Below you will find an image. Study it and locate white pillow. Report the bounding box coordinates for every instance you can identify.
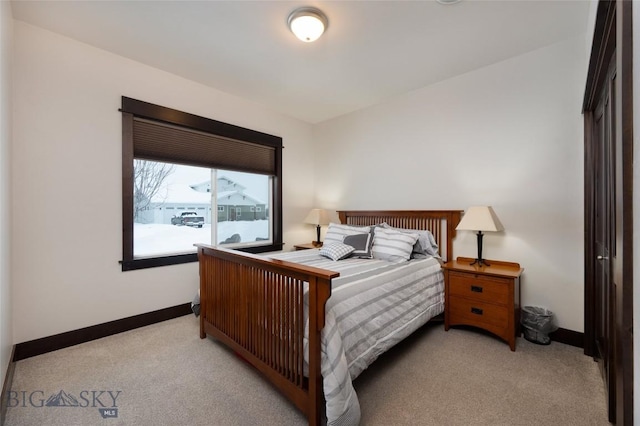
[324,223,371,245]
[372,227,420,263]
[319,242,355,261]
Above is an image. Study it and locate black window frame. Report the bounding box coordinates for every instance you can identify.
[120,97,283,271]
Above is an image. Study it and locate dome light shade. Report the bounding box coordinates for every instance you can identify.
[287,7,328,42]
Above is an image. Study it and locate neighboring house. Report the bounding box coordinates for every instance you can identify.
[191,177,267,222]
[137,176,266,224]
[138,183,211,225]
[214,190,267,222]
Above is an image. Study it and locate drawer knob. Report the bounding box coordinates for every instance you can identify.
[471,285,483,293]
[471,307,483,315]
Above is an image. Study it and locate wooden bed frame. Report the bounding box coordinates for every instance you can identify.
[196,210,462,425]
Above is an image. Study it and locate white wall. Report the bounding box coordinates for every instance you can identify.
[314,35,587,332]
[1,0,14,386]
[11,21,316,343]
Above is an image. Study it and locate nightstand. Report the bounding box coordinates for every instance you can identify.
[443,257,523,351]
[293,243,322,251]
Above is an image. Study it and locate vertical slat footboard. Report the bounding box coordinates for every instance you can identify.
[196,245,338,425]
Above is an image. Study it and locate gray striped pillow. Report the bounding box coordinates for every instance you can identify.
[372,227,420,263]
[381,223,440,259]
[324,223,371,245]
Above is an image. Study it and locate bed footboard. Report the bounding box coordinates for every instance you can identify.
[197,210,462,424]
[196,244,339,426]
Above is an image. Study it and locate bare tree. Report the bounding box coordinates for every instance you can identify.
[133,160,175,221]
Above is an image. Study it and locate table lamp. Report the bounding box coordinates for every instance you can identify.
[304,208,330,247]
[455,206,504,266]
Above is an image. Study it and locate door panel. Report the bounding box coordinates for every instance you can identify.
[614,2,634,422]
[593,67,616,422]
[583,2,633,424]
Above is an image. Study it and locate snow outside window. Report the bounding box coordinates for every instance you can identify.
[133,161,272,258]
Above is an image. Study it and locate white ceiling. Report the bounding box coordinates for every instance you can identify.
[10,0,591,124]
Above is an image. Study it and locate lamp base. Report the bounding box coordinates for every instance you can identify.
[313,225,322,248]
[469,258,491,267]
[470,231,490,267]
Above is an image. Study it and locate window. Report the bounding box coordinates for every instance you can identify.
[120,97,283,271]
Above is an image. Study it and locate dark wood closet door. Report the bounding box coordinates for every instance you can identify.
[613,2,633,422]
[583,0,637,425]
[583,1,633,425]
[593,61,616,422]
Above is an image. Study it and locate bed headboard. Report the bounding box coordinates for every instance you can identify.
[337,210,462,262]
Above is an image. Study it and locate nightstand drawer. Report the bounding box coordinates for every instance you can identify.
[448,272,509,306]
[448,296,509,330]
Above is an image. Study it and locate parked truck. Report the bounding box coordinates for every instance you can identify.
[171,211,205,228]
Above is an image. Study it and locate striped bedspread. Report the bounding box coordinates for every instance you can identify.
[269,249,445,426]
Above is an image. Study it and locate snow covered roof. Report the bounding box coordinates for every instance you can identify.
[151,184,264,205]
[190,176,246,191]
[240,191,264,205]
[217,191,264,206]
[151,184,211,204]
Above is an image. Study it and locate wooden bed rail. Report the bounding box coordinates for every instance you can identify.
[196,244,339,425]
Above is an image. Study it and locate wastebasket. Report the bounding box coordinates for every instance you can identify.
[521,306,557,345]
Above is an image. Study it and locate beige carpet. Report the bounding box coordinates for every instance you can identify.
[5,315,608,426]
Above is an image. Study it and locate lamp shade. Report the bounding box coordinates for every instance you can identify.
[304,208,330,226]
[456,206,504,232]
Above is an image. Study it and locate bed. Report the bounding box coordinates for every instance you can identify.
[196,210,462,425]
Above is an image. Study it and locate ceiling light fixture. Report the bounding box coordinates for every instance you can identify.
[287,7,328,42]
